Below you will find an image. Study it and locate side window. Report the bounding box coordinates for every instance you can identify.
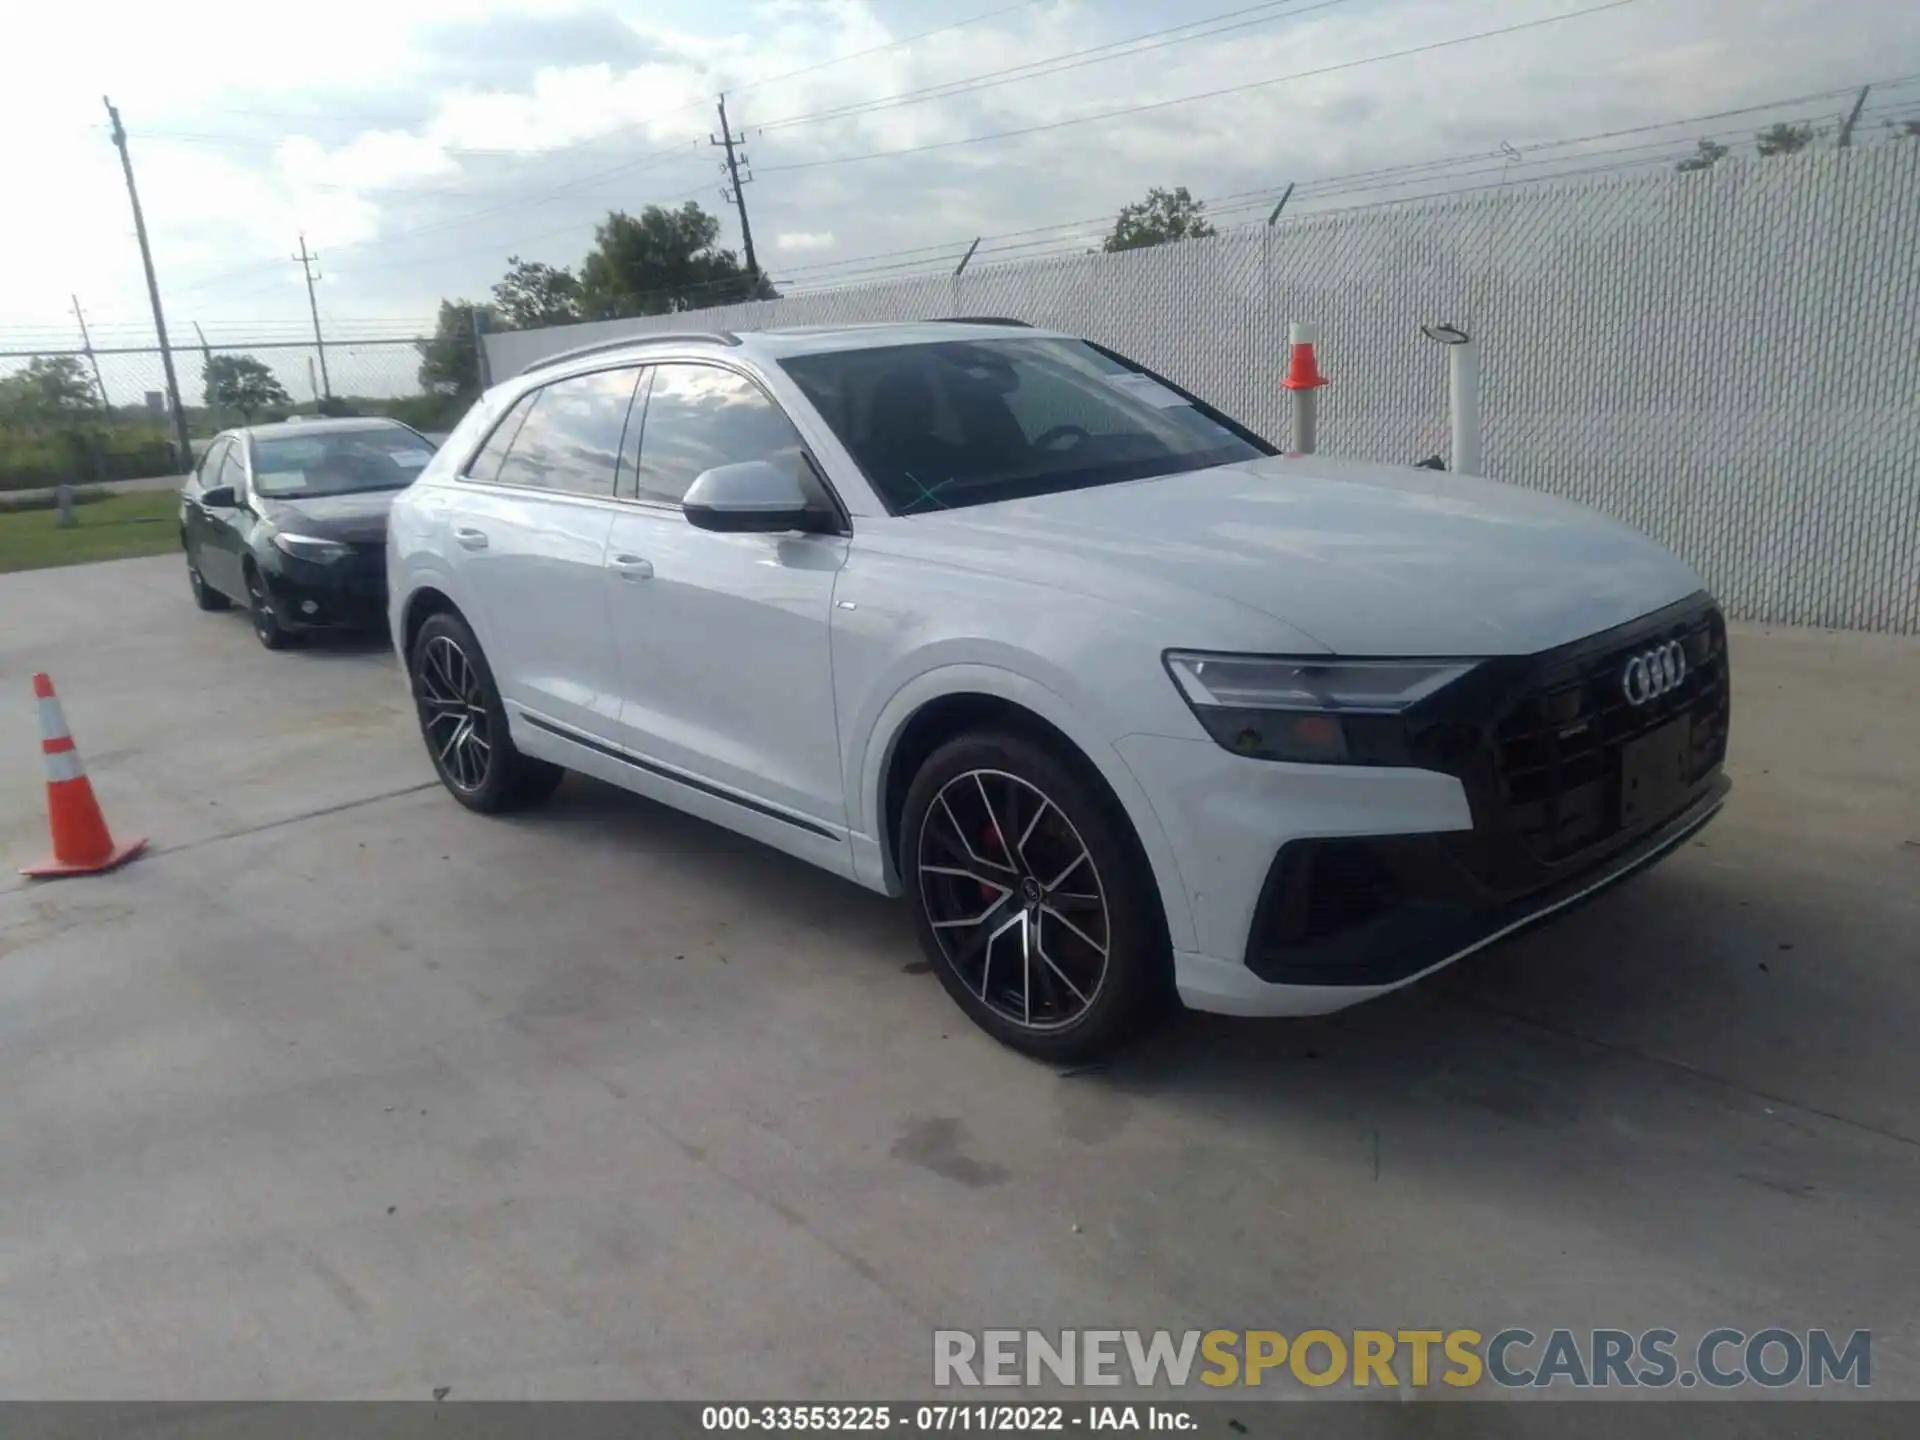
[493,368,641,497]
[631,363,805,508]
[215,442,248,497]
[196,438,229,485]
[464,391,537,483]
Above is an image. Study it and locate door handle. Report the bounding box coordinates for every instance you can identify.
[453,527,489,551]
[609,554,654,580]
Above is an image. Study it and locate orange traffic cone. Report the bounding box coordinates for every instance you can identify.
[1280,324,1329,391]
[22,673,146,879]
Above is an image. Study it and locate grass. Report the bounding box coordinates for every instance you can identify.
[0,489,181,574]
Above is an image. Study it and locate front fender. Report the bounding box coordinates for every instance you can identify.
[851,661,1197,954]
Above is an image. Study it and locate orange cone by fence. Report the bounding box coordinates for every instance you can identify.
[1280,323,1329,391]
[22,673,145,879]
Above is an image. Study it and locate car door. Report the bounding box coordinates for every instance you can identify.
[604,360,850,832]
[199,440,253,599]
[446,366,640,741]
[182,437,231,588]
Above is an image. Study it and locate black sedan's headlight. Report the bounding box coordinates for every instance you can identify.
[271,532,352,563]
[1163,651,1478,764]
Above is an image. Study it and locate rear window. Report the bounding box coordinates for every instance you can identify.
[778,337,1270,514]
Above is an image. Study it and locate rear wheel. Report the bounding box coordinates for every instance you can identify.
[410,610,564,813]
[900,729,1167,1063]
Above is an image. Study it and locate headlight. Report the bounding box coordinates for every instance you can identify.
[272,533,351,563]
[1163,651,1477,764]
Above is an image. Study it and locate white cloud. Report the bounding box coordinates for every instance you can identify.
[0,0,1914,338]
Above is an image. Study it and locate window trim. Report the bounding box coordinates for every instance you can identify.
[621,357,852,535]
[457,361,641,502]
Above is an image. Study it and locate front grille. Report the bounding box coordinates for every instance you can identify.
[1492,608,1729,862]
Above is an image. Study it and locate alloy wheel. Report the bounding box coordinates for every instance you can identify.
[915,768,1110,1032]
[246,569,275,640]
[416,634,493,792]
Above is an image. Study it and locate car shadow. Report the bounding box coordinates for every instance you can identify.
[503,772,1918,1150]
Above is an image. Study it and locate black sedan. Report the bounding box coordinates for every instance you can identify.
[180,418,436,649]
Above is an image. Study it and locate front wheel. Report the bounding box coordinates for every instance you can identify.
[187,548,230,611]
[900,729,1169,1063]
[244,561,298,650]
[410,610,564,813]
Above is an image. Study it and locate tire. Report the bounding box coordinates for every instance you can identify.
[187,549,230,611]
[899,729,1168,1063]
[243,561,299,650]
[409,609,564,814]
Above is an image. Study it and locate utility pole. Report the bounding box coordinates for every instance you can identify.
[711,94,760,281]
[194,322,217,421]
[103,96,193,472]
[292,234,332,401]
[71,295,109,409]
[1837,85,1871,148]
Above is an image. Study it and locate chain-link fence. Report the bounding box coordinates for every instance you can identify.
[489,144,1920,635]
[0,337,455,491]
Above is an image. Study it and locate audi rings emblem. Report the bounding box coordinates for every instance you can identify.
[1621,641,1688,706]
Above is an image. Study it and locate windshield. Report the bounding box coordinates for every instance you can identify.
[250,428,435,498]
[778,337,1272,515]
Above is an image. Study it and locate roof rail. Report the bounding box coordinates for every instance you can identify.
[930,316,1033,328]
[517,329,742,377]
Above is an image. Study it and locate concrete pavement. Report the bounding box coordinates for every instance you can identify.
[0,554,1915,1403]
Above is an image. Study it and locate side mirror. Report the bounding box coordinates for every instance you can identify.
[683,460,828,534]
[199,484,237,508]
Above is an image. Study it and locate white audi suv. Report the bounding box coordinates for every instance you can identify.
[388,319,1731,1061]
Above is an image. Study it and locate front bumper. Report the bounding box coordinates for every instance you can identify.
[1117,595,1732,1017]
[258,547,388,631]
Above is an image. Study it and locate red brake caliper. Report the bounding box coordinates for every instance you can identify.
[981,826,1004,901]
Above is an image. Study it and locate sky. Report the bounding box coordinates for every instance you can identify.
[3,0,1917,366]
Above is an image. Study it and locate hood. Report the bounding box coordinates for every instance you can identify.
[261,488,401,545]
[902,455,1706,656]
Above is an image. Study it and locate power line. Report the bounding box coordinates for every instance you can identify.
[753,0,1356,135]
[761,0,1644,175]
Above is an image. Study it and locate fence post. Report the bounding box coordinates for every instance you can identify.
[1280,322,1329,454]
[1421,323,1482,474]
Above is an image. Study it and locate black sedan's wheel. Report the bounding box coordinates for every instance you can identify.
[410,610,563,814]
[244,562,298,650]
[187,550,230,611]
[900,729,1168,1062]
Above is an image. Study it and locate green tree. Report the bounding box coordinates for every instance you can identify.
[1101,185,1218,253]
[492,255,583,330]
[576,203,767,319]
[0,356,97,423]
[1675,138,1730,173]
[418,299,494,396]
[202,354,292,423]
[1756,122,1816,157]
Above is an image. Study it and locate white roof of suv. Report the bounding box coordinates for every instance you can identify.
[518,318,1066,379]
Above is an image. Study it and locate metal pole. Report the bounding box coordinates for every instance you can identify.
[293,235,331,400]
[953,237,982,277]
[471,307,493,391]
[1287,322,1318,455]
[1266,182,1296,226]
[71,295,109,409]
[1448,338,1483,475]
[103,97,193,473]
